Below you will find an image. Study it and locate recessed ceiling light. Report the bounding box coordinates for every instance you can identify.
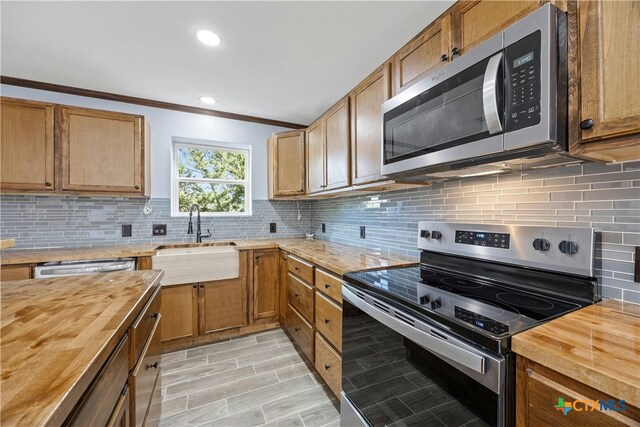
[199,96,217,105]
[196,30,221,46]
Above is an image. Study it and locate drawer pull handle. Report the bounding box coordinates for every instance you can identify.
[193,284,197,288]
[324,319,330,324]
[294,327,300,332]
[45,181,52,187]
[151,312,159,319]
[324,284,330,289]
[147,362,159,370]
[135,185,140,190]
[324,364,330,370]
[294,293,299,298]
[294,267,299,271]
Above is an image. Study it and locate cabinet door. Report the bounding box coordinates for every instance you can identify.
[270,130,305,197]
[517,356,640,426]
[578,1,640,145]
[160,284,198,342]
[393,14,452,94]
[60,106,144,193]
[350,64,391,185]
[306,119,325,194]
[252,250,280,320]
[200,278,245,334]
[0,98,55,191]
[325,98,350,191]
[451,1,543,56]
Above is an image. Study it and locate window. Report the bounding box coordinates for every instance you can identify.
[172,141,251,216]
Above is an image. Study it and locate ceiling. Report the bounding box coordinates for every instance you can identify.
[1,1,454,126]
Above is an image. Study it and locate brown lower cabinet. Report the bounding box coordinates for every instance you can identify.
[516,356,640,425]
[160,278,246,347]
[315,333,342,398]
[160,250,282,351]
[67,286,161,427]
[285,303,315,362]
[281,252,345,399]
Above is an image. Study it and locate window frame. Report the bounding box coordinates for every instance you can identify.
[171,140,252,217]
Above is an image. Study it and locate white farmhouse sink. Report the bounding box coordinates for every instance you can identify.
[152,245,240,285]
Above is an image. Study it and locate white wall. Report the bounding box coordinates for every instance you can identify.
[0,84,290,199]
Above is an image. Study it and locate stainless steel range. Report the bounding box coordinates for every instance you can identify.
[340,222,599,426]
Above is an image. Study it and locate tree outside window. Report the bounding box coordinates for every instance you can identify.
[172,142,251,216]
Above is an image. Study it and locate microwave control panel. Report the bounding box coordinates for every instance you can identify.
[505,30,541,132]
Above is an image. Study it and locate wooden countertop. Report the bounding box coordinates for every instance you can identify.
[0,270,163,426]
[512,299,640,408]
[1,239,418,277]
[275,239,417,276]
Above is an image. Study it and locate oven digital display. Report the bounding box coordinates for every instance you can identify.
[513,51,534,68]
[455,306,509,335]
[455,230,510,249]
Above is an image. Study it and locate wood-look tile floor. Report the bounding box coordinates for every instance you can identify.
[151,328,340,427]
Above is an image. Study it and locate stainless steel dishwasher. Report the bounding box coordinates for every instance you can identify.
[34,258,137,278]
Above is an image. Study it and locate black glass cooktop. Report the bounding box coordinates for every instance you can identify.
[345,265,581,340]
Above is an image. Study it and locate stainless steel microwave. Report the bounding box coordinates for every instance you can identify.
[381,4,572,181]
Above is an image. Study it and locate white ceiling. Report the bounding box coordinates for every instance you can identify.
[1,1,454,126]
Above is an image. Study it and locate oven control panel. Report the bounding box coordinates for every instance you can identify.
[454,306,509,335]
[455,230,510,249]
[417,221,596,278]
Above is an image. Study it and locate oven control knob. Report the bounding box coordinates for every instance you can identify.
[431,231,442,240]
[532,238,550,251]
[559,240,579,255]
[420,230,430,238]
[419,295,430,305]
[430,297,442,310]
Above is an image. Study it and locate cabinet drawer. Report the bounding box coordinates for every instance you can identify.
[286,304,314,363]
[288,256,314,283]
[315,269,343,303]
[287,273,315,323]
[68,335,130,427]
[130,309,162,427]
[315,333,341,398]
[315,292,342,352]
[130,287,161,368]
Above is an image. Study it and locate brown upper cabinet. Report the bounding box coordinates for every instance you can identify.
[570,0,640,162]
[1,98,55,192]
[61,106,149,195]
[450,1,544,56]
[393,14,452,94]
[306,97,351,194]
[1,98,150,197]
[268,130,306,198]
[350,64,392,185]
[306,118,325,194]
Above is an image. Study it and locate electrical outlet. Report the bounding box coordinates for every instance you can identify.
[360,226,366,239]
[152,224,167,236]
[270,222,277,233]
[322,223,326,233]
[121,224,132,237]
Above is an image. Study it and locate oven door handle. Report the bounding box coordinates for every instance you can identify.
[343,286,486,374]
[482,52,504,135]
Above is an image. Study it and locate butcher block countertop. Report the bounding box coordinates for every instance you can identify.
[1,238,418,277]
[0,270,163,426]
[512,299,640,408]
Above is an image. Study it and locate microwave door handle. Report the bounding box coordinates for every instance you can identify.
[482,52,504,135]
